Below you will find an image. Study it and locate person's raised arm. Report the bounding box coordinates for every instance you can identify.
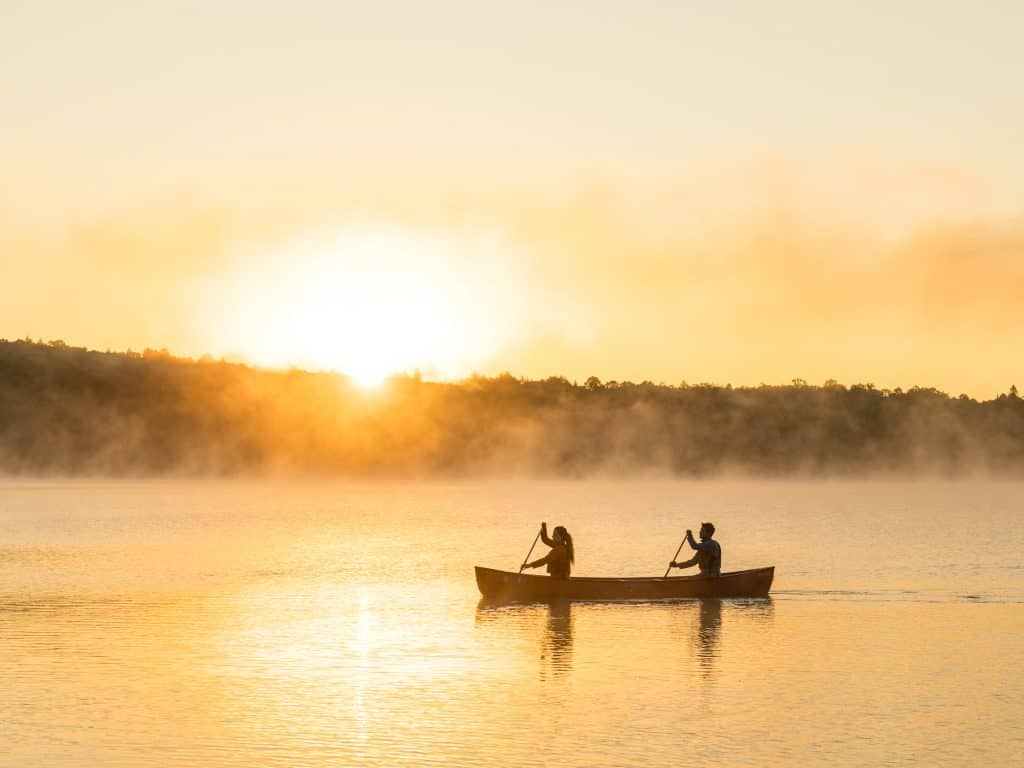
[686,529,714,551]
[539,521,555,547]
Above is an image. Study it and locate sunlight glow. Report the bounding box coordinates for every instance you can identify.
[202,223,526,383]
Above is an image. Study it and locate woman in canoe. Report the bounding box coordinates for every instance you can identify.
[523,522,575,579]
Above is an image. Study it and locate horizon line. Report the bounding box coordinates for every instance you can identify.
[4,336,1018,402]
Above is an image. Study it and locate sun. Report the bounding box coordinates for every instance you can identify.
[289,268,459,388]
[203,223,514,384]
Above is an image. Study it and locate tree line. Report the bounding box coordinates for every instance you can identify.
[1,338,1022,476]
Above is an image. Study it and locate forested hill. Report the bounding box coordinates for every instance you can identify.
[1,339,1023,477]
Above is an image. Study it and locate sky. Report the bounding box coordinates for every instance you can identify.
[2,1,1023,394]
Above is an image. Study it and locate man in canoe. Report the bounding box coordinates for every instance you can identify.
[670,522,722,577]
[523,522,575,579]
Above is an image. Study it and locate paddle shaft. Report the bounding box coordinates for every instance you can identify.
[664,536,688,578]
[519,527,543,573]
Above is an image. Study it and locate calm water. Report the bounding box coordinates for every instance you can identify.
[1,480,1022,767]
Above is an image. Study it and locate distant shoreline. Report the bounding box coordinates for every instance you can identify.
[2,339,1022,478]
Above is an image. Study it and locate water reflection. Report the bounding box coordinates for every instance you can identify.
[475,597,776,682]
[694,598,722,676]
[476,599,575,676]
[687,597,774,680]
[540,600,573,676]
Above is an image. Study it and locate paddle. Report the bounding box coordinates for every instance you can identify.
[664,534,687,578]
[519,525,543,574]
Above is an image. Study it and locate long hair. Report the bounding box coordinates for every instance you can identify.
[553,525,575,564]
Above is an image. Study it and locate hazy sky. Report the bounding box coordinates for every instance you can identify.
[3,2,1023,394]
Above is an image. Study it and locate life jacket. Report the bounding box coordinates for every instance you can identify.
[545,544,572,579]
[697,540,722,576]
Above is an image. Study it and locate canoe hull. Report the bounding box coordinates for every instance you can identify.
[475,565,774,603]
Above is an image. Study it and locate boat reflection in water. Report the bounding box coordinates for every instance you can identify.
[689,597,775,678]
[695,598,722,676]
[476,599,574,677]
[540,600,573,676]
[476,596,774,680]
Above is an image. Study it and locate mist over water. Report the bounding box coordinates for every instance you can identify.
[1,479,1022,767]
[4,340,1024,478]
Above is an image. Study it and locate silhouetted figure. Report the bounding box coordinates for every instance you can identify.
[670,522,722,576]
[523,522,574,579]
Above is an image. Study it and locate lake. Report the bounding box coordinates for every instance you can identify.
[1,480,1022,766]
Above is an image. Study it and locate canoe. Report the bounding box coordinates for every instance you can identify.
[475,565,774,603]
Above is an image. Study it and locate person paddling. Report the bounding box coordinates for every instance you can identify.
[523,522,574,579]
[669,522,721,577]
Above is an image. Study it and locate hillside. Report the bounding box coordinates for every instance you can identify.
[1,339,1022,476]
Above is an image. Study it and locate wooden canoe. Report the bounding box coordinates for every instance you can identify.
[475,565,774,603]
